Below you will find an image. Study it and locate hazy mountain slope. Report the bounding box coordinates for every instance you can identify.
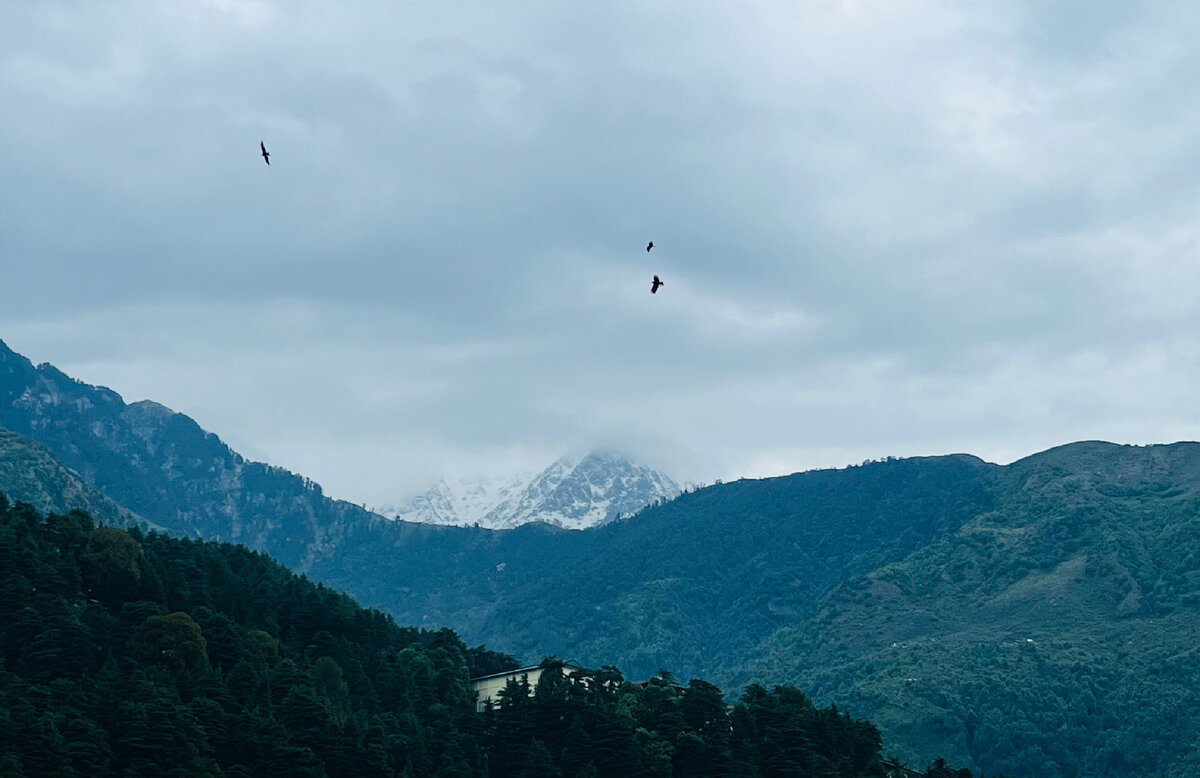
[0,426,151,529]
[0,339,379,570]
[318,442,1200,777]
[315,453,996,687]
[8,339,1200,774]
[748,441,1200,778]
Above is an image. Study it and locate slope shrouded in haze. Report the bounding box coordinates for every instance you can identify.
[0,338,380,571]
[7,340,1200,775]
[386,450,680,530]
[321,453,996,686]
[320,442,1200,778]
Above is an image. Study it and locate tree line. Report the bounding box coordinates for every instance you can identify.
[0,493,988,777]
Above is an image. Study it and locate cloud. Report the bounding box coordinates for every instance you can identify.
[4,1,1200,503]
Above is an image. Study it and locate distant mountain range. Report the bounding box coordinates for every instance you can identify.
[323,441,1200,777]
[384,451,680,530]
[0,338,380,571]
[3,336,1200,776]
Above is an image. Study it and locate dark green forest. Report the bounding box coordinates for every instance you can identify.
[751,442,1200,777]
[0,494,976,777]
[7,264,1200,777]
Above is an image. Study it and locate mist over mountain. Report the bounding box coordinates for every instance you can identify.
[385,451,679,530]
[323,441,1200,777]
[5,338,1200,775]
[0,338,381,570]
[382,470,534,527]
[323,453,997,688]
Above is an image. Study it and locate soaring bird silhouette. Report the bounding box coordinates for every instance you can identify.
[646,241,654,252]
[651,275,664,294]
[260,141,270,165]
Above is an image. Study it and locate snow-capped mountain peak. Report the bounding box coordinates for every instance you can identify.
[381,470,534,527]
[384,450,679,530]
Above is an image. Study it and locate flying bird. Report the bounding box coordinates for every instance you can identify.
[646,241,654,252]
[260,141,270,165]
[651,275,664,294]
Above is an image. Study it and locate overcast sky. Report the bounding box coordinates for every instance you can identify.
[4,0,1200,507]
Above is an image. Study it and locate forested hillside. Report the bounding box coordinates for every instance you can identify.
[750,442,1200,777]
[0,492,493,776]
[317,453,995,688]
[0,340,998,693]
[5,340,1199,775]
[312,443,1200,777]
[0,495,960,777]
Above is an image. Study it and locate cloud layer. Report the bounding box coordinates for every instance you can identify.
[4,1,1200,504]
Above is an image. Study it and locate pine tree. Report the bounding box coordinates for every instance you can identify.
[519,738,562,778]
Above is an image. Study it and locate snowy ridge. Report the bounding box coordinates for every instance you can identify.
[384,450,679,530]
[381,471,534,527]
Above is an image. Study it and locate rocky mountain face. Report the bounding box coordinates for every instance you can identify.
[0,426,150,529]
[0,338,381,570]
[386,451,679,530]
